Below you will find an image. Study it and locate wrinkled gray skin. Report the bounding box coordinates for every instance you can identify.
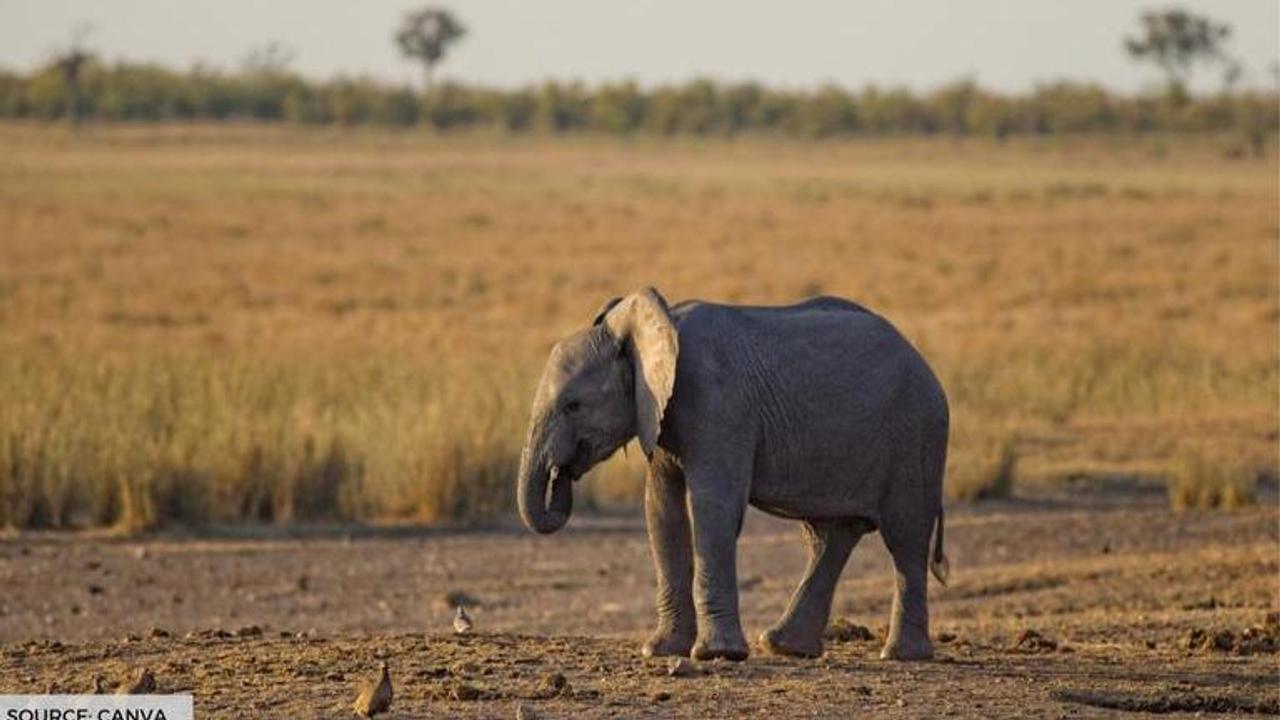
[517,287,949,662]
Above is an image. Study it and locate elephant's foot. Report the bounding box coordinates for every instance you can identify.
[641,624,695,658]
[692,624,749,662]
[759,623,823,658]
[880,628,934,661]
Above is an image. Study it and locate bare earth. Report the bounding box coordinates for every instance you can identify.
[2,484,1278,718]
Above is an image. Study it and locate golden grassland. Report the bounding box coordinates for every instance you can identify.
[0,124,1275,530]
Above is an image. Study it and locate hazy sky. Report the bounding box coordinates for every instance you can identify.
[1,1,1276,93]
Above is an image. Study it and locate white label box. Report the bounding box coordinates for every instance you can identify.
[0,695,194,720]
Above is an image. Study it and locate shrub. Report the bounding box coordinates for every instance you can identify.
[1166,444,1263,511]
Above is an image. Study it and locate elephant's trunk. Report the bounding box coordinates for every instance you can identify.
[516,421,573,534]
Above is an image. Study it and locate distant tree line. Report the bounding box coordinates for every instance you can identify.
[0,62,1275,141]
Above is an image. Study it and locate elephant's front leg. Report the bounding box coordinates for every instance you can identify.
[686,466,750,661]
[642,453,696,658]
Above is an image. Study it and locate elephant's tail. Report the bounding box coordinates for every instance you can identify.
[929,509,950,586]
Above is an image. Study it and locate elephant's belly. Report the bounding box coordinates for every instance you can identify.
[748,438,890,522]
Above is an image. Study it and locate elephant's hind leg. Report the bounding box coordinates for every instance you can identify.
[760,519,864,658]
[642,453,697,658]
[880,514,934,661]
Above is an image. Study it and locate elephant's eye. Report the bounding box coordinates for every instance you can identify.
[563,400,582,414]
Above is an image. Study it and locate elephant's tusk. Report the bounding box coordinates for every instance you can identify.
[546,464,560,509]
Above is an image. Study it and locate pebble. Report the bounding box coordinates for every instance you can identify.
[667,657,697,678]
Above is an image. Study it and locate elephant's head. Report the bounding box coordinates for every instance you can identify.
[517,287,679,534]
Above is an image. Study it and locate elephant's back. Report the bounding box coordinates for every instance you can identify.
[673,296,932,373]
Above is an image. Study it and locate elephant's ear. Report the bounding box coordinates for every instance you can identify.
[592,296,623,326]
[602,287,678,457]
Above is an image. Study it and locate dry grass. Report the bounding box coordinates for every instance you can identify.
[0,124,1275,529]
[1166,442,1271,511]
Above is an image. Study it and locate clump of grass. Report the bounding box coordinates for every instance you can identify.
[1166,444,1261,511]
[947,435,1018,502]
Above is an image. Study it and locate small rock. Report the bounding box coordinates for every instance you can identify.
[515,703,538,720]
[651,691,672,702]
[295,575,310,592]
[535,672,569,698]
[1012,629,1057,653]
[115,668,156,694]
[148,627,170,639]
[235,625,263,638]
[450,682,480,701]
[87,585,105,596]
[132,547,149,561]
[937,632,957,643]
[667,657,697,678]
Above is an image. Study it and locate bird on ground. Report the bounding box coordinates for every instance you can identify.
[352,661,393,718]
[115,668,155,694]
[453,606,473,635]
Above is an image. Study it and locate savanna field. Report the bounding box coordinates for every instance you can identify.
[1,125,1278,718]
[0,124,1274,529]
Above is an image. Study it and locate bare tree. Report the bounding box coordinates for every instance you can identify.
[1125,9,1234,99]
[394,8,466,92]
[53,23,94,127]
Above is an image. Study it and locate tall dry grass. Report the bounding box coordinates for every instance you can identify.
[0,350,532,530]
[1165,441,1272,511]
[0,125,1275,528]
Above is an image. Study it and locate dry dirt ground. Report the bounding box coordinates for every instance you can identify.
[2,485,1278,718]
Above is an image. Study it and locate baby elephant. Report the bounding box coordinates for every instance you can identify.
[516,288,949,661]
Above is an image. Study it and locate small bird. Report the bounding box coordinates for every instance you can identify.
[352,662,393,718]
[115,668,155,694]
[453,606,473,635]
